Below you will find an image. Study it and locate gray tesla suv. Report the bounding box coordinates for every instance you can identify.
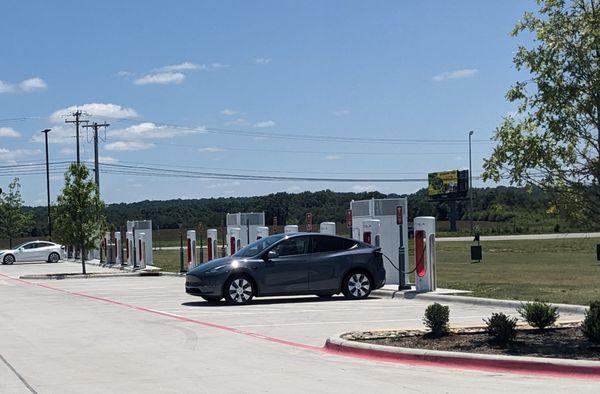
[185,233,386,304]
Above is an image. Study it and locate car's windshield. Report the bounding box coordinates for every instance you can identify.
[234,234,286,257]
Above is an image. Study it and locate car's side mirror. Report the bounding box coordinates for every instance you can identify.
[265,250,278,261]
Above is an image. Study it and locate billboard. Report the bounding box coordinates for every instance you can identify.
[428,170,468,198]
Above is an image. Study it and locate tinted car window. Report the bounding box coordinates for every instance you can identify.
[22,243,38,249]
[342,238,360,250]
[37,242,52,247]
[273,237,309,257]
[311,235,344,253]
[311,236,359,253]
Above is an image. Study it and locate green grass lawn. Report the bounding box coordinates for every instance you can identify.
[435,238,599,306]
[152,238,600,306]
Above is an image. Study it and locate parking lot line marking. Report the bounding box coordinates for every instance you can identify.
[2,272,597,381]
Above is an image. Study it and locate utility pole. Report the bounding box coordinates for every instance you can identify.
[82,122,109,266]
[82,122,109,192]
[65,111,88,164]
[42,128,52,239]
[469,130,474,235]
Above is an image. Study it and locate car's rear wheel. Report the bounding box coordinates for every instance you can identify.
[48,252,60,263]
[3,254,15,265]
[201,295,222,303]
[342,271,372,300]
[224,275,255,305]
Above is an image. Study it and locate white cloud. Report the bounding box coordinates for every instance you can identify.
[333,109,351,117]
[105,141,154,151]
[154,62,200,72]
[117,70,135,77]
[433,68,478,81]
[198,147,226,153]
[0,81,14,93]
[19,77,47,92]
[50,103,139,123]
[207,63,228,69]
[128,62,227,86]
[30,125,74,144]
[254,58,272,65]
[220,109,239,116]
[0,148,41,163]
[110,122,205,140]
[324,154,343,161]
[99,156,119,164]
[0,77,47,93]
[253,120,275,128]
[0,127,21,137]
[352,184,377,192]
[134,72,185,85]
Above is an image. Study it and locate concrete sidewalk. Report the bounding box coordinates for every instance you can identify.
[372,285,588,315]
[437,232,600,242]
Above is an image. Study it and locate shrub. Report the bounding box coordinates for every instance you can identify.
[423,303,450,337]
[517,301,559,330]
[485,312,517,345]
[582,301,600,344]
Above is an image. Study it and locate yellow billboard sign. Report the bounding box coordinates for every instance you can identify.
[428,170,459,197]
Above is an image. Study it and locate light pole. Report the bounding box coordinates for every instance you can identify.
[42,128,52,239]
[469,130,474,235]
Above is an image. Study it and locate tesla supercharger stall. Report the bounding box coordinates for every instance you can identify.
[350,198,409,286]
[187,230,197,270]
[136,232,147,269]
[226,212,266,250]
[114,231,122,265]
[228,227,241,256]
[256,226,269,240]
[103,232,109,264]
[104,232,116,265]
[361,219,381,247]
[319,222,336,235]
[126,231,134,266]
[207,229,218,261]
[414,216,436,292]
[127,220,153,267]
[284,225,298,234]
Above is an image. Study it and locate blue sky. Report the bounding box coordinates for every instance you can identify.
[0,0,531,205]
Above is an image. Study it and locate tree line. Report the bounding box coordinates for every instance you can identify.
[17,185,592,236]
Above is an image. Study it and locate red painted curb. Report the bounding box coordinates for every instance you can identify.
[324,339,600,380]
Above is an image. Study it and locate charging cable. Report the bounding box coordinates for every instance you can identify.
[381,252,416,274]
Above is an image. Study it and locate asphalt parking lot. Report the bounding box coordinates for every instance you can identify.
[0,261,596,393]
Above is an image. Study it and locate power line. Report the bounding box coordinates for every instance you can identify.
[0,111,495,145]
[84,115,494,145]
[99,162,426,183]
[108,159,439,176]
[166,142,482,157]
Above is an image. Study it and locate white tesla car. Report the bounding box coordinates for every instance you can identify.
[0,241,65,264]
